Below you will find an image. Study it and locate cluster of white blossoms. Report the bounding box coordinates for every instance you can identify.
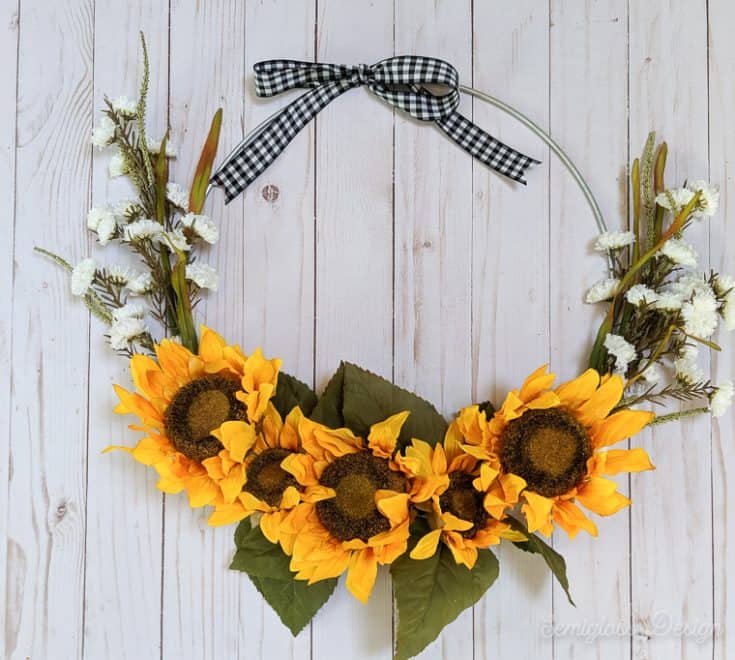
[586,179,734,418]
[654,180,720,219]
[73,104,221,353]
[109,303,148,350]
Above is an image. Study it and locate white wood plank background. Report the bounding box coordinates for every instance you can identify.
[3,1,734,658]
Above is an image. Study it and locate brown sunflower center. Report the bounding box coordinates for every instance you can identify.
[244,448,298,507]
[439,472,488,538]
[164,375,246,461]
[316,452,406,542]
[500,407,591,497]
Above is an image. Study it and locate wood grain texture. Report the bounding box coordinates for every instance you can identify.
[549,4,631,660]
[0,1,19,656]
[8,1,93,657]
[312,2,395,659]
[707,2,735,658]
[471,4,553,659]
[83,4,169,660]
[161,3,251,659]
[2,2,734,659]
[628,2,713,659]
[393,1,473,658]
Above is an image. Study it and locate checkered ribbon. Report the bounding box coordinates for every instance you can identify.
[211,56,540,202]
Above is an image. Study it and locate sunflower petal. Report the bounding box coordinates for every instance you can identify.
[346,549,379,604]
[555,369,601,409]
[576,476,631,516]
[553,500,598,538]
[576,376,625,426]
[410,529,442,560]
[599,448,655,475]
[591,409,655,448]
[368,411,409,458]
[522,491,555,534]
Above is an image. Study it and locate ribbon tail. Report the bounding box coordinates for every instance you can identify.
[211,80,353,203]
[435,112,540,185]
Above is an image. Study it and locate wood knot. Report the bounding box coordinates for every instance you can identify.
[261,184,280,203]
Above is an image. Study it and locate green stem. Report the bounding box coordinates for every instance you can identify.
[648,407,709,426]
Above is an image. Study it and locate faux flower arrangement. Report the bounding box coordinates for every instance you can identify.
[40,37,734,660]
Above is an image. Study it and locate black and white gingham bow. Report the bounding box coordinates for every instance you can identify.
[211,56,540,202]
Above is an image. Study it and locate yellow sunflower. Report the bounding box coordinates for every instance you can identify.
[398,431,522,569]
[279,412,412,604]
[106,326,281,508]
[460,365,655,538]
[205,406,333,554]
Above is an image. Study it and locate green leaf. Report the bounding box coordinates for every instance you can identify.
[231,521,337,635]
[391,543,499,660]
[272,371,318,419]
[312,362,447,448]
[506,516,575,606]
[189,108,223,214]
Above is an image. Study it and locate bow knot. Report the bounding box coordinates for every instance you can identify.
[352,63,373,85]
[212,56,540,203]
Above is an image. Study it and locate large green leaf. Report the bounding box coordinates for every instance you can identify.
[231,521,337,635]
[272,371,318,419]
[311,362,447,448]
[507,516,575,606]
[391,543,500,660]
[310,363,346,428]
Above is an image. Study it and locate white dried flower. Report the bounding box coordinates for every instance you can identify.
[185,263,218,291]
[714,274,735,331]
[111,96,138,118]
[604,333,637,376]
[655,187,695,213]
[106,265,136,285]
[112,303,145,322]
[670,273,712,300]
[658,238,698,268]
[91,115,116,148]
[70,258,96,296]
[654,292,683,312]
[687,180,720,219]
[166,182,189,210]
[625,284,658,307]
[160,228,190,252]
[640,361,665,387]
[147,138,177,157]
[674,345,704,384]
[710,381,734,417]
[109,317,148,350]
[126,271,153,295]
[681,289,719,338]
[593,230,636,252]
[585,277,620,304]
[181,213,219,244]
[123,219,163,242]
[108,151,128,178]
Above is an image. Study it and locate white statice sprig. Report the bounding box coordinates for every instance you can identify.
[180,213,219,245]
[71,258,97,296]
[585,277,620,304]
[604,334,637,377]
[687,180,719,219]
[91,115,116,148]
[108,304,149,351]
[185,263,218,291]
[625,284,658,307]
[166,183,189,210]
[110,96,138,118]
[658,238,698,268]
[710,381,734,417]
[593,230,636,252]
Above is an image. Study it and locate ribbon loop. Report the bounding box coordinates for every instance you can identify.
[212,56,540,202]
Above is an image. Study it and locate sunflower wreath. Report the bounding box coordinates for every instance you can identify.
[40,36,735,660]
